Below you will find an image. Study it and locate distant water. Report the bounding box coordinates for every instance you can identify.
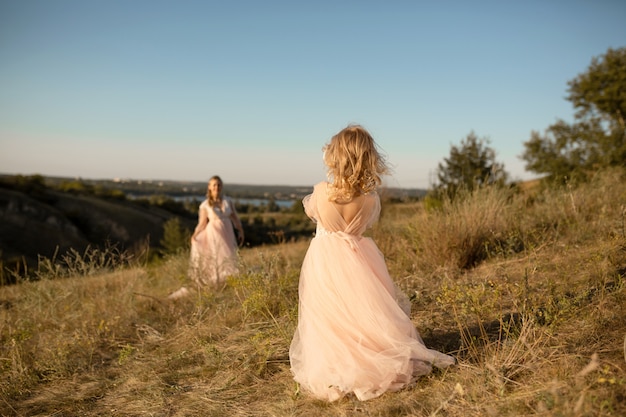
[171,195,295,209]
[234,198,295,209]
[127,193,296,209]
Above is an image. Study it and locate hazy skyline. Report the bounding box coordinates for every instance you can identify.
[1,1,625,189]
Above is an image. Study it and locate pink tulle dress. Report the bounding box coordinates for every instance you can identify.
[189,197,239,287]
[289,182,455,401]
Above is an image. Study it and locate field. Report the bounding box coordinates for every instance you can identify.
[1,169,625,416]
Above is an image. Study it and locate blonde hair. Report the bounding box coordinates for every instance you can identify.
[206,175,223,207]
[323,125,389,202]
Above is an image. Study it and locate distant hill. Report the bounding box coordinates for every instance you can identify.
[0,176,197,278]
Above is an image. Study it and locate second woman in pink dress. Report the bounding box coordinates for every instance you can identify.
[189,175,244,287]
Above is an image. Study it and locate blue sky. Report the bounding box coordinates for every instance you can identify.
[1,1,625,189]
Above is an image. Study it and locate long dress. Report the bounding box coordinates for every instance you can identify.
[289,182,455,402]
[189,197,239,287]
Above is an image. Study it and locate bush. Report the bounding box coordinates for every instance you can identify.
[409,185,517,271]
[159,217,190,255]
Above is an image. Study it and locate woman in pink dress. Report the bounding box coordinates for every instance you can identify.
[289,125,455,401]
[188,175,244,288]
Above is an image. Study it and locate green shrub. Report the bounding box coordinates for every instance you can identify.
[159,217,191,255]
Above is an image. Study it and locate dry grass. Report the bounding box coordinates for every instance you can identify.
[1,168,626,416]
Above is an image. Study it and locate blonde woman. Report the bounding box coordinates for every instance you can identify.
[289,125,455,401]
[188,175,244,287]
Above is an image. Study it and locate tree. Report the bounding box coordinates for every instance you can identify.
[521,47,626,180]
[567,47,626,131]
[434,131,508,196]
[159,217,189,255]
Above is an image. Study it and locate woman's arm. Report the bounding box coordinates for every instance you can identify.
[191,205,209,240]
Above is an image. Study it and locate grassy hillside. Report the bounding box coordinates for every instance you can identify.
[1,169,625,416]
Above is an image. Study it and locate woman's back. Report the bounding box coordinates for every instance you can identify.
[306,182,379,236]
